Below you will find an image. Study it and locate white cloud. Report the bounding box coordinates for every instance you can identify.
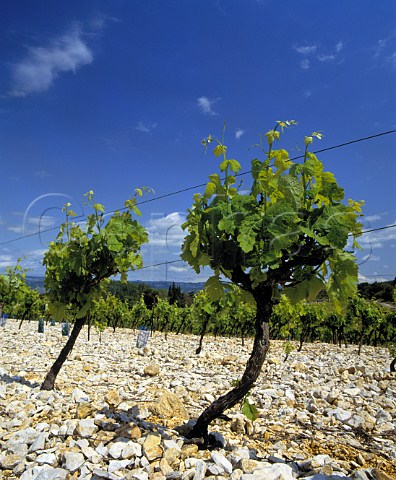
[293,44,318,55]
[0,254,14,269]
[134,121,158,134]
[29,249,47,258]
[358,223,396,249]
[360,254,380,262]
[294,41,343,70]
[130,211,208,283]
[15,249,48,274]
[7,214,57,235]
[304,90,312,98]
[197,96,219,115]
[7,225,23,234]
[88,13,121,32]
[358,273,389,283]
[235,128,245,140]
[363,214,382,223]
[317,54,336,62]
[146,212,186,249]
[372,35,396,68]
[168,265,189,273]
[27,216,56,228]
[374,38,387,59]
[9,26,93,97]
[140,212,216,283]
[147,212,185,229]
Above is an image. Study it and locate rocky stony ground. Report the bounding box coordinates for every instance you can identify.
[0,319,395,480]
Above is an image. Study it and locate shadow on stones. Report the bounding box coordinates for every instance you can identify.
[0,373,40,388]
[97,404,175,440]
[96,404,227,451]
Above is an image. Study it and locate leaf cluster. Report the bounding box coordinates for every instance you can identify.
[182,122,363,308]
[0,260,33,314]
[43,191,148,320]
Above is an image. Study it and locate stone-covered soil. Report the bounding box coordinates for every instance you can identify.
[0,319,395,480]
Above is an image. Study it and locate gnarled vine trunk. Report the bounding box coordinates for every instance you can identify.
[187,286,272,440]
[196,313,210,355]
[41,317,85,390]
[390,356,396,373]
[18,310,28,330]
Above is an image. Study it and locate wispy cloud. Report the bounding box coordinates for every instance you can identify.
[374,38,387,59]
[29,248,47,258]
[358,273,390,283]
[145,212,186,249]
[0,254,14,269]
[35,170,55,178]
[293,44,317,70]
[293,41,343,69]
[27,216,57,228]
[168,265,188,273]
[358,222,396,249]
[88,13,121,32]
[372,34,396,68]
[389,52,396,68]
[3,248,48,274]
[197,96,220,115]
[360,254,380,262]
[293,44,318,55]
[7,215,57,235]
[133,121,158,134]
[7,225,23,234]
[363,214,382,223]
[317,54,336,62]
[9,25,93,97]
[235,128,245,140]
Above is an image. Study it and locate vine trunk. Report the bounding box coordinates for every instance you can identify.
[41,317,86,390]
[187,287,273,441]
[390,356,396,373]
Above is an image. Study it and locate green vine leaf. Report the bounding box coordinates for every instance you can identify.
[205,275,225,302]
[218,216,236,234]
[220,158,241,173]
[213,144,227,157]
[327,251,358,310]
[93,203,105,213]
[241,399,259,422]
[205,181,217,198]
[284,276,325,304]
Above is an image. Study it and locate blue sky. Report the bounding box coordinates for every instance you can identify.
[1,0,396,284]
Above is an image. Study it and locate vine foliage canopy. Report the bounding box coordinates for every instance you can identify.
[181,121,364,307]
[43,190,149,321]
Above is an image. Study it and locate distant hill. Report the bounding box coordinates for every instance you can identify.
[25,276,396,304]
[25,276,205,294]
[26,276,46,293]
[127,280,205,293]
[357,278,395,303]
